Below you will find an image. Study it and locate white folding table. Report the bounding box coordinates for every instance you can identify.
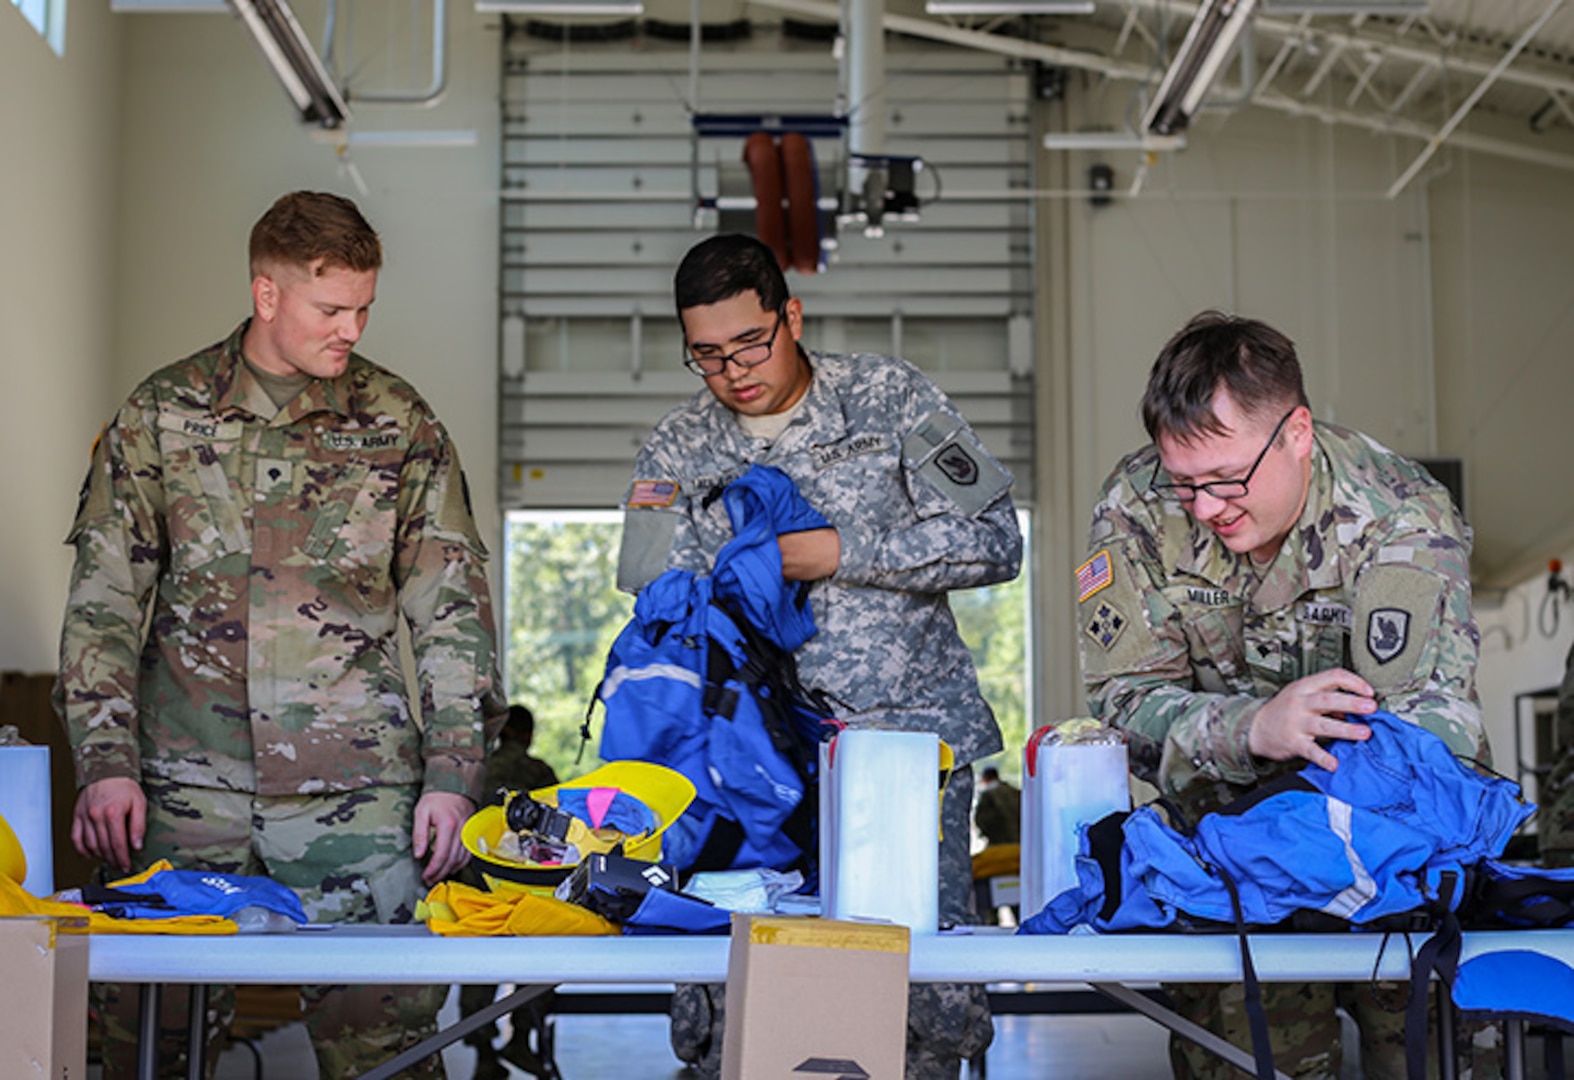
[89,925,1574,1080]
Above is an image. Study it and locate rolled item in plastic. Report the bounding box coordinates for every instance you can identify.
[1021,720,1130,920]
[820,729,941,933]
[0,745,53,895]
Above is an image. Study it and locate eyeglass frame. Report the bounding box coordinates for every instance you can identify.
[1149,407,1298,503]
[682,306,787,377]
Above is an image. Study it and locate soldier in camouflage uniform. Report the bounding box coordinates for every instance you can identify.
[620,234,1020,1079]
[1077,310,1492,1079]
[54,191,505,1078]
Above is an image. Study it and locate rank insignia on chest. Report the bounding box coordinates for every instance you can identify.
[1076,550,1113,603]
[1085,599,1128,651]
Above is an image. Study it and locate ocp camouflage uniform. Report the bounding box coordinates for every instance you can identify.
[623,350,1021,1079]
[55,322,505,1078]
[1535,640,1574,868]
[1078,421,1493,1080]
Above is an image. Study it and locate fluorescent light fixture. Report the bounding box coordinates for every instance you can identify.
[110,0,228,10]
[475,0,644,14]
[924,0,1093,13]
[1043,131,1187,151]
[231,0,351,129]
[1261,0,1425,12]
[310,130,481,149]
[1142,0,1257,137]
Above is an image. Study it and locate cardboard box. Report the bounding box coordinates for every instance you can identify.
[721,914,909,1080]
[0,917,89,1080]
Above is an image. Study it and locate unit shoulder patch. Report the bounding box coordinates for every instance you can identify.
[1352,563,1444,691]
[1366,608,1411,665]
[1084,598,1129,651]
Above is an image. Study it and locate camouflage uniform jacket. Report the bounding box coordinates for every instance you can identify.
[1079,421,1483,817]
[622,350,1022,764]
[56,323,503,802]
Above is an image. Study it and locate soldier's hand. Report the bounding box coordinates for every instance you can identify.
[1249,668,1377,771]
[72,777,146,873]
[779,527,840,581]
[413,791,475,885]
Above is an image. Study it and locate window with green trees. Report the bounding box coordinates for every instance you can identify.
[503,510,1032,785]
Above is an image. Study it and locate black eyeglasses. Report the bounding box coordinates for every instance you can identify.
[1150,408,1297,503]
[683,308,785,377]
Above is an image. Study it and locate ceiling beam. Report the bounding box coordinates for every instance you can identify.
[741,0,1574,175]
[1385,0,1569,197]
[1120,0,1574,100]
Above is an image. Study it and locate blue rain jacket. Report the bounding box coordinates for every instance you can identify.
[598,465,833,871]
[1022,712,1531,934]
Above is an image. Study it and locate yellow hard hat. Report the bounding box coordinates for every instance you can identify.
[0,813,27,884]
[463,761,696,893]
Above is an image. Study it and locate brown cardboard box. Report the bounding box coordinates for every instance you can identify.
[721,914,909,1080]
[0,917,89,1080]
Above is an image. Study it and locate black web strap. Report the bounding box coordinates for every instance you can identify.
[1218,865,1277,1080]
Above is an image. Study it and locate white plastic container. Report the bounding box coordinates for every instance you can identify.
[1020,719,1129,921]
[819,729,941,933]
[0,744,54,895]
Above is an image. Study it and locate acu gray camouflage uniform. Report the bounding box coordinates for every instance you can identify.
[55,322,505,1078]
[1079,420,1491,1080]
[622,350,1019,1080]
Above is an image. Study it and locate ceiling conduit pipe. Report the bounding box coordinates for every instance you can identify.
[845,0,889,231]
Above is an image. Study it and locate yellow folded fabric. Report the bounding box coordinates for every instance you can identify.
[971,842,1021,881]
[0,864,237,935]
[420,880,617,937]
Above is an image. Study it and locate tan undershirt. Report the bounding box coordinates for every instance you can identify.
[244,359,313,412]
[736,389,809,445]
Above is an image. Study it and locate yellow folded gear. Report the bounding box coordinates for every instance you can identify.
[0,865,236,935]
[420,879,616,937]
[971,842,1021,881]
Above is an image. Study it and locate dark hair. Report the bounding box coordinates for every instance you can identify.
[674,233,790,316]
[503,704,536,745]
[981,766,1000,782]
[1140,310,1310,443]
[249,191,382,278]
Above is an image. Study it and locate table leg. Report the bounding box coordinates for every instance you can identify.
[1436,981,1457,1080]
[1507,1018,1525,1080]
[1090,982,1291,1080]
[355,984,556,1080]
[186,983,209,1080]
[138,983,162,1080]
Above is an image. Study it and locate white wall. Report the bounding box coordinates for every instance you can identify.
[112,6,504,547]
[0,5,123,674]
[1476,556,1574,797]
[1432,148,1574,588]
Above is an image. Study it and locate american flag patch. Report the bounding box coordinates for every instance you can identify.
[627,479,679,508]
[1076,550,1113,603]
